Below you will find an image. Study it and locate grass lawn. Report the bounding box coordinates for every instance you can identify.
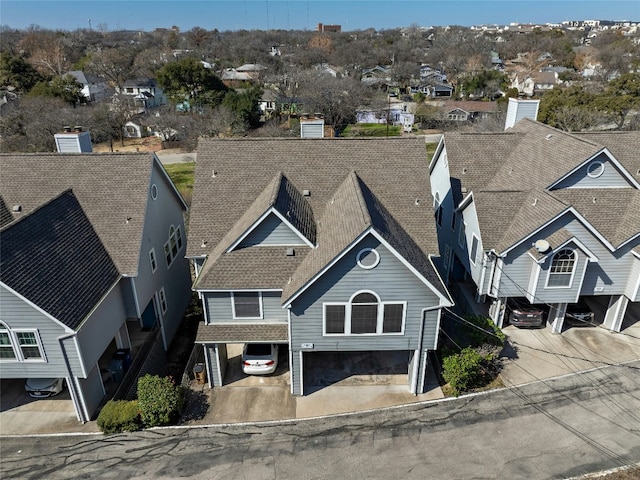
[341,123,402,137]
[163,162,195,205]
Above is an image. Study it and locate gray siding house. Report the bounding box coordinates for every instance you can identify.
[0,153,192,422]
[429,118,640,333]
[187,138,453,396]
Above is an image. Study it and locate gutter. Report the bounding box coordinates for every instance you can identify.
[57,332,89,423]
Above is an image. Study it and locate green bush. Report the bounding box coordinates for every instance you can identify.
[96,399,141,434]
[137,374,185,427]
[442,347,483,397]
[465,315,505,347]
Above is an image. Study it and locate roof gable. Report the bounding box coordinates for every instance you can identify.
[0,153,179,276]
[0,190,120,329]
[548,149,640,190]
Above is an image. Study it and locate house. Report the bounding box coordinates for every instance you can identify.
[511,71,559,97]
[356,103,415,127]
[441,101,498,122]
[187,138,453,396]
[258,89,279,121]
[116,78,167,111]
[67,70,110,103]
[0,152,192,422]
[123,118,151,138]
[429,109,640,334]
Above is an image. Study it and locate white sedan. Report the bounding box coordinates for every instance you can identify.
[25,378,64,398]
[242,344,279,375]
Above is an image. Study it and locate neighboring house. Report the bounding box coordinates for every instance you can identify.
[187,138,453,396]
[511,71,559,97]
[123,118,151,138]
[221,69,256,87]
[419,65,447,84]
[258,89,279,121]
[67,70,110,103]
[0,153,192,422]
[356,104,415,128]
[116,78,167,111]
[411,83,454,98]
[360,65,393,88]
[441,101,498,122]
[429,114,640,334]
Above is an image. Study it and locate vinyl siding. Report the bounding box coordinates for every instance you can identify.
[135,162,192,346]
[552,154,634,189]
[289,234,441,355]
[460,200,484,285]
[497,254,537,298]
[203,291,286,323]
[238,212,307,247]
[0,285,78,378]
[627,258,640,302]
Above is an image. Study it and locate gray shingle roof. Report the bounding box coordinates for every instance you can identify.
[445,119,640,252]
[196,323,288,343]
[190,138,447,300]
[0,190,120,329]
[0,153,160,275]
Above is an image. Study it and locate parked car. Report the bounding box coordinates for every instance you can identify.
[25,378,64,398]
[507,301,546,328]
[565,300,596,327]
[242,343,279,375]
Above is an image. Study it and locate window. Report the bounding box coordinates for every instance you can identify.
[0,328,16,360]
[323,291,405,335]
[443,244,452,272]
[450,211,457,231]
[356,248,380,269]
[547,249,576,287]
[149,248,157,273]
[232,292,262,319]
[470,235,479,265]
[434,193,443,228]
[164,225,183,268]
[151,184,158,200]
[0,325,44,361]
[159,288,167,314]
[587,160,605,178]
[458,221,466,248]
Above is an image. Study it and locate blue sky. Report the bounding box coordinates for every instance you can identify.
[1,0,638,32]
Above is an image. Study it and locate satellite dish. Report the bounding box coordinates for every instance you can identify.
[534,239,550,253]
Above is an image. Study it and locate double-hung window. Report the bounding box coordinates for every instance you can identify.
[0,324,45,361]
[232,292,263,319]
[324,292,405,335]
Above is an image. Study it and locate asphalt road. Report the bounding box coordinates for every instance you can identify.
[2,361,640,479]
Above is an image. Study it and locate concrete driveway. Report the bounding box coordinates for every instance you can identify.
[0,379,99,435]
[500,319,640,386]
[182,346,443,425]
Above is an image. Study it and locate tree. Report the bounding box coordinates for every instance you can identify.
[156,56,227,107]
[28,74,84,106]
[222,87,263,129]
[87,47,140,89]
[0,52,45,93]
[597,72,640,129]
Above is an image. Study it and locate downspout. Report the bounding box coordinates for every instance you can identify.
[57,332,90,423]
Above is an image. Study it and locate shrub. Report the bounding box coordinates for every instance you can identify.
[137,374,185,427]
[442,347,483,397]
[465,314,505,347]
[97,399,141,434]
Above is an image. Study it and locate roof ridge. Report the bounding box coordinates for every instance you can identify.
[269,171,285,206]
[349,171,373,227]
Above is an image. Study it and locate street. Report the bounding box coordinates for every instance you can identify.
[2,361,640,479]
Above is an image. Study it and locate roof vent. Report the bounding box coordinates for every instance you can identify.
[534,239,550,253]
[286,248,295,257]
[63,126,72,133]
[592,197,597,203]
[532,198,538,206]
[211,170,217,178]
[201,240,207,248]
[12,205,21,213]
[546,134,553,139]
[462,168,468,174]
[303,189,311,196]
[415,198,420,206]
[74,125,83,132]
[461,187,468,193]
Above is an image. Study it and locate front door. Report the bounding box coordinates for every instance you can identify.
[141,298,157,331]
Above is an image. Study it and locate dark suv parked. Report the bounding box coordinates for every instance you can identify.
[507,301,546,328]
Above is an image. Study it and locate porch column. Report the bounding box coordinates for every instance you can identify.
[549,303,568,334]
[490,297,507,328]
[603,295,629,333]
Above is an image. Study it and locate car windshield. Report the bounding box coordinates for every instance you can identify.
[245,344,271,356]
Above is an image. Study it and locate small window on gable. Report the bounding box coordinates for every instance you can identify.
[151,184,158,200]
[547,249,576,287]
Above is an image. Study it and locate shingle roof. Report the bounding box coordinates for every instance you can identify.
[196,323,288,343]
[444,119,640,252]
[190,137,446,299]
[0,190,120,329]
[0,153,160,275]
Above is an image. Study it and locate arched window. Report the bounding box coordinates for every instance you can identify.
[547,249,576,287]
[323,291,405,335]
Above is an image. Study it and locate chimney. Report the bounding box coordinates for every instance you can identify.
[54,126,93,153]
[504,98,540,130]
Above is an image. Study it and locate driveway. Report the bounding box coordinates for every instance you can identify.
[0,379,99,435]
[500,319,640,386]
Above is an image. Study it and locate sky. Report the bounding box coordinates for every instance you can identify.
[1,0,638,32]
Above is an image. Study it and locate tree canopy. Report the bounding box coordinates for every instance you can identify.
[156,56,227,107]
